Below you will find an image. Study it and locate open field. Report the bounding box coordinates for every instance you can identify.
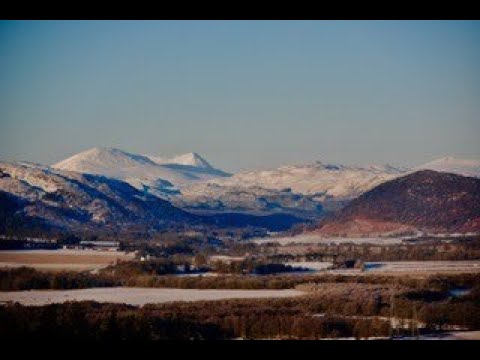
[209,255,245,262]
[324,261,480,276]
[429,331,480,340]
[390,331,480,340]
[252,234,404,246]
[362,261,480,273]
[0,287,304,306]
[320,331,480,340]
[286,261,334,271]
[0,249,135,272]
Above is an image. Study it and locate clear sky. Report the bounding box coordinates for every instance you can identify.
[1,20,479,172]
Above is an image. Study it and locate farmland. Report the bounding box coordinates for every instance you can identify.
[0,287,303,306]
[253,234,405,246]
[0,249,135,272]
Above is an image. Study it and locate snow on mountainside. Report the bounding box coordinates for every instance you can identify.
[416,157,480,178]
[0,161,307,233]
[0,161,192,232]
[174,183,323,218]
[52,147,230,197]
[51,148,322,217]
[49,149,480,218]
[205,157,479,210]
[209,160,407,203]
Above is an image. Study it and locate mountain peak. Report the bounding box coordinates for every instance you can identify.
[146,152,214,169]
[53,147,155,172]
[416,156,480,178]
[168,152,213,169]
[51,148,229,196]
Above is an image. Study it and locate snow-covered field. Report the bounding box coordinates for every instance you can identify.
[363,261,480,273]
[393,331,480,340]
[286,261,334,271]
[209,255,245,262]
[252,234,404,246]
[0,287,304,306]
[320,261,480,276]
[317,331,480,340]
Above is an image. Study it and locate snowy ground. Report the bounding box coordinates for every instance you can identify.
[209,255,245,262]
[399,331,480,340]
[286,261,334,271]
[252,234,404,246]
[317,331,480,340]
[322,261,480,276]
[0,287,304,306]
[363,261,480,273]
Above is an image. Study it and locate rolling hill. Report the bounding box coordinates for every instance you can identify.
[314,170,480,236]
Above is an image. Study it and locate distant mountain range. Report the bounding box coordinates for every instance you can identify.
[209,161,406,207]
[1,147,479,237]
[51,147,326,217]
[205,156,480,213]
[0,161,305,235]
[48,147,480,217]
[210,157,480,199]
[314,170,480,236]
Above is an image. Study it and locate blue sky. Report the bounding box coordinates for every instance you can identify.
[0,20,479,172]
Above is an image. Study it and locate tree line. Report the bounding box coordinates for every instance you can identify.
[1,278,479,339]
[2,265,479,293]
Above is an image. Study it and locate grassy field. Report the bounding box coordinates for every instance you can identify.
[0,249,135,272]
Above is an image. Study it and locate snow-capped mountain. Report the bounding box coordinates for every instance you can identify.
[208,160,407,205]
[146,152,215,169]
[0,161,192,232]
[0,161,305,234]
[48,149,480,218]
[50,148,323,217]
[416,157,480,178]
[52,147,230,197]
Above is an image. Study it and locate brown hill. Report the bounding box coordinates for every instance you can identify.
[315,170,480,236]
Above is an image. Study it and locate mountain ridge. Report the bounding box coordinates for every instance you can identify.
[416,156,480,178]
[52,147,230,198]
[50,148,480,217]
[313,170,480,236]
[0,161,305,235]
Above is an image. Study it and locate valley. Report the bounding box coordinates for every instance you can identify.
[1,149,480,340]
[2,19,480,343]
